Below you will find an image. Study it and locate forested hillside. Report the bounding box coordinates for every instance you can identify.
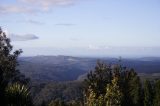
[18,56,160,82]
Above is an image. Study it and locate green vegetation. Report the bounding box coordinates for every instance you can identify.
[5,83,33,106]
[105,77,123,106]
[84,62,160,106]
[32,81,84,106]
[143,80,153,106]
[153,80,160,106]
[84,62,140,106]
[0,28,32,106]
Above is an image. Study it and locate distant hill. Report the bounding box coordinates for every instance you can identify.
[18,56,160,83]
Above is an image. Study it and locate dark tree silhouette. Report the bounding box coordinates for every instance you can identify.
[0,27,32,106]
[143,80,153,106]
[153,80,160,106]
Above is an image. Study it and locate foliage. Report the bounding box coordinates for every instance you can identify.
[5,83,33,106]
[84,61,143,106]
[84,77,123,106]
[121,69,142,106]
[143,80,153,106]
[105,77,123,106]
[85,87,97,106]
[48,99,66,106]
[153,80,160,106]
[32,81,84,106]
[0,27,28,84]
[0,27,31,106]
[84,61,112,98]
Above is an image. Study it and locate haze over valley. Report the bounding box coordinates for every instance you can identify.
[18,55,160,83]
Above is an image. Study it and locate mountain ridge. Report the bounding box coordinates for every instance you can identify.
[18,56,160,83]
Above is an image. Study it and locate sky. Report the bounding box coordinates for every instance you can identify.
[0,0,160,57]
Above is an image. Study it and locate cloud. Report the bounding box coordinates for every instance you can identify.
[0,0,78,14]
[20,0,75,10]
[0,5,33,14]
[9,34,39,41]
[27,20,45,25]
[14,19,45,25]
[55,23,76,26]
[88,44,110,50]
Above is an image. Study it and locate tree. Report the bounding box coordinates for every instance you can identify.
[0,27,31,105]
[84,87,97,106]
[84,62,123,106]
[143,80,153,106]
[85,77,123,106]
[121,69,142,106]
[84,61,143,106]
[105,77,123,106]
[84,61,112,98]
[153,80,160,106]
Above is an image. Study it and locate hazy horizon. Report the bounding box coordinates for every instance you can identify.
[1,0,160,57]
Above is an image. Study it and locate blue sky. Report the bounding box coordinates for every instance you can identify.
[0,0,160,57]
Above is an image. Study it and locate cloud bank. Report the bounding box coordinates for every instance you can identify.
[9,34,39,41]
